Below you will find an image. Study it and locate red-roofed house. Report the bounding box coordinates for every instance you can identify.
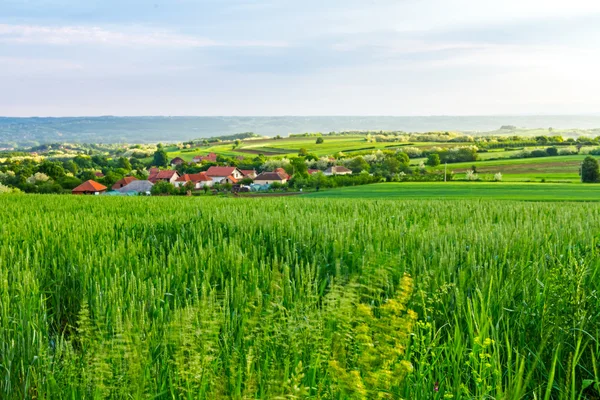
[170,157,185,167]
[205,166,244,183]
[324,166,352,176]
[192,152,218,163]
[308,169,320,175]
[112,176,138,190]
[149,170,180,184]
[174,172,213,189]
[72,180,107,195]
[240,169,257,179]
[253,171,288,185]
[274,168,290,180]
[94,171,105,178]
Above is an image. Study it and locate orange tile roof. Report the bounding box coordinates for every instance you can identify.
[206,166,238,176]
[72,180,107,193]
[175,172,212,182]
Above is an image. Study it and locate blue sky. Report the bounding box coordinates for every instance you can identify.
[1,0,600,116]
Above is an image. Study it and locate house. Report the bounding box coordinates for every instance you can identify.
[170,157,185,167]
[253,171,288,185]
[308,169,320,175]
[274,168,290,180]
[240,169,257,179]
[94,171,105,178]
[205,166,244,184]
[117,180,154,195]
[112,176,137,190]
[324,166,353,176]
[72,180,107,195]
[192,152,218,163]
[174,172,213,189]
[149,170,180,184]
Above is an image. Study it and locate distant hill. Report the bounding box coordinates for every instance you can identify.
[2,115,600,147]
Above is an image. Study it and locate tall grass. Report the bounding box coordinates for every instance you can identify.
[0,195,598,399]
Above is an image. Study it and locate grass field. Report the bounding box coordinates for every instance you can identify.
[306,182,600,200]
[1,195,599,399]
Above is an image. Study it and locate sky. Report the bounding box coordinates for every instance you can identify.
[1,0,600,116]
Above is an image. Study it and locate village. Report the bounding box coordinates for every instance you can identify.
[71,153,353,195]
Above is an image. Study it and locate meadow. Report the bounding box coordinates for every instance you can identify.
[306,182,600,201]
[1,194,599,399]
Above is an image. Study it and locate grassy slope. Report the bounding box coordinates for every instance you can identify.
[305,182,600,201]
[160,135,598,183]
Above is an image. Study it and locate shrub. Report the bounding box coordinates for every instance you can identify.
[494,172,503,182]
[581,156,600,183]
[465,170,479,181]
[151,181,176,195]
[427,153,440,167]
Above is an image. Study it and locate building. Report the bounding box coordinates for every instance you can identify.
[240,169,257,179]
[253,171,288,185]
[174,172,213,189]
[72,180,107,195]
[170,157,185,167]
[205,166,244,184]
[117,180,154,195]
[192,152,218,163]
[149,170,180,184]
[274,168,290,180]
[112,176,137,190]
[94,171,105,178]
[308,169,320,175]
[324,166,353,176]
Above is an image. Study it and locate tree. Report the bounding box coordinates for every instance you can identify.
[395,152,410,167]
[38,161,65,180]
[117,157,132,171]
[546,147,558,156]
[382,157,401,175]
[298,148,309,157]
[348,156,370,173]
[581,156,600,183]
[151,181,176,195]
[290,157,308,178]
[426,153,441,167]
[316,137,324,144]
[152,149,168,167]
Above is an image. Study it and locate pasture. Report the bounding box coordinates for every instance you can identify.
[306,182,600,201]
[0,195,599,399]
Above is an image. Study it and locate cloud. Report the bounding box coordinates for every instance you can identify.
[0,24,287,48]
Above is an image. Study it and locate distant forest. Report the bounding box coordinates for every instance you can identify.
[3,115,600,147]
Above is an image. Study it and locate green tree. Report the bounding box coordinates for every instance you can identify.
[152,149,169,168]
[117,157,132,171]
[546,147,558,156]
[316,137,324,144]
[426,153,441,167]
[382,157,401,174]
[581,156,600,183]
[298,148,309,157]
[290,157,308,178]
[395,152,410,167]
[38,161,65,180]
[348,156,370,173]
[151,181,176,195]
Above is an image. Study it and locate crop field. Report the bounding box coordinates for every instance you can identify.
[306,182,600,201]
[1,195,599,399]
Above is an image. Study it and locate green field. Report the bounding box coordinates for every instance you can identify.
[306,182,600,200]
[1,195,599,399]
